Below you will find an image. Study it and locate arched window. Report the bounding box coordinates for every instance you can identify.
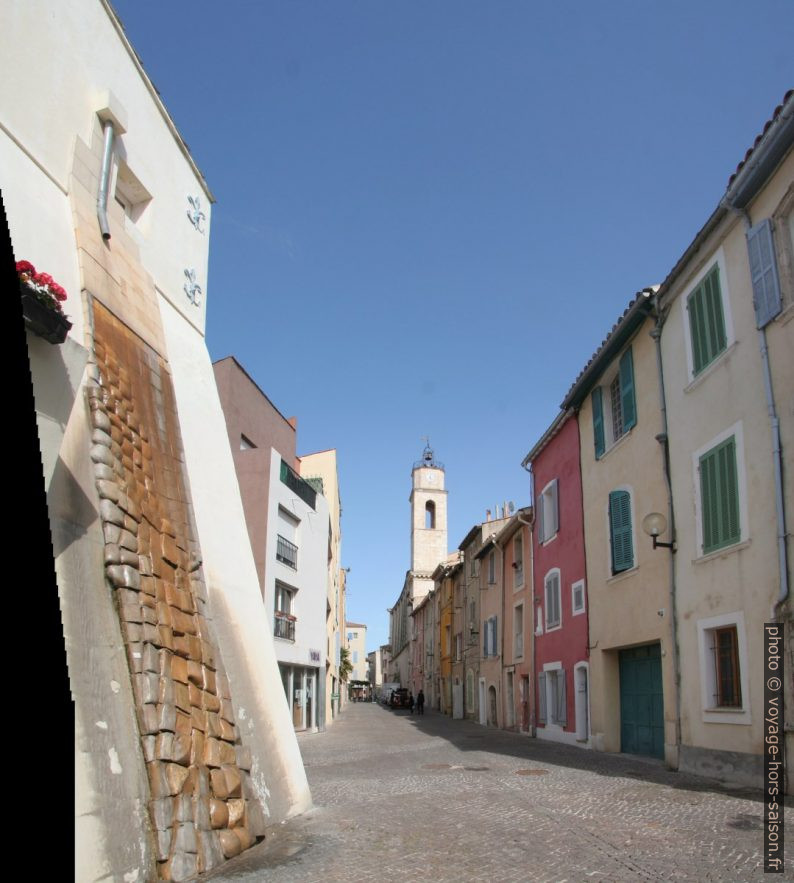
[425,501,436,529]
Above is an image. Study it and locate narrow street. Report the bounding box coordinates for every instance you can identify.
[206,702,789,881]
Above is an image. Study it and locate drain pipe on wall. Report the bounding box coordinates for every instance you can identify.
[96,118,115,241]
[727,206,790,614]
[649,294,683,764]
[519,460,536,737]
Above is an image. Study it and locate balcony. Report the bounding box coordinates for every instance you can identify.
[280,459,316,510]
[274,611,296,641]
[276,534,298,569]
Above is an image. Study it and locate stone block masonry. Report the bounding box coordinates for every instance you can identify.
[88,302,267,881]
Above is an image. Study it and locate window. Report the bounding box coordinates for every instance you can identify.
[274,582,296,641]
[538,667,567,726]
[687,263,727,376]
[425,501,436,529]
[592,347,636,458]
[514,604,524,659]
[487,551,496,585]
[608,489,634,574]
[276,534,298,569]
[544,570,561,630]
[536,478,559,543]
[113,160,152,224]
[712,627,741,707]
[239,434,256,450]
[697,612,749,724]
[747,219,782,328]
[698,435,740,554]
[470,552,477,577]
[482,617,498,657]
[455,633,462,661]
[571,579,586,615]
[512,534,524,589]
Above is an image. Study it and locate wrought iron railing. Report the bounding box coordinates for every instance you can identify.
[276,534,298,569]
[274,611,296,641]
[280,459,317,510]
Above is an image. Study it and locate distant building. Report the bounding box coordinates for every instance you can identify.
[298,449,346,724]
[389,443,448,687]
[214,357,330,733]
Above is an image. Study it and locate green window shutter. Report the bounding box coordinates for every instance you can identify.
[609,490,634,573]
[619,347,636,431]
[688,265,727,375]
[592,387,605,459]
[699,437,740,553]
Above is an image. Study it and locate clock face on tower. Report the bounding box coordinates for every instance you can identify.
[426,472,434,484]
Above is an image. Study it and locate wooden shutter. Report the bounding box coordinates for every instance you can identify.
[538,672,547,724]
[747,219,782,328]
[551,478,560,535]
[592,387,605,458]
[536,491,545,543]
[688,265,726,375]
[609,490,634,573]
[491,617,498,658]
[699,437,740,553]
[556,672,567,725]
[619,347,636,431]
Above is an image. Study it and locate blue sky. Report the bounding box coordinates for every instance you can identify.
[110,0,791,651]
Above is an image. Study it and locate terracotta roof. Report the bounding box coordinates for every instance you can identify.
[560,288,656,410]
[727,89,793,189]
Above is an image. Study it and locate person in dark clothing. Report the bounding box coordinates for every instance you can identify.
[416,689,425,715]
[408,692,415,714]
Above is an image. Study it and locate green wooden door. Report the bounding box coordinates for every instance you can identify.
[619,644,664,759]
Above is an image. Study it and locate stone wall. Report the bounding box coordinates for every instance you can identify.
[89,302,266,880]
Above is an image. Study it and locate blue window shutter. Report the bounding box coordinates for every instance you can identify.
[538,673,547,724]
[609,490,633,573]
[483,623,488,657]
[619,348,636,431]
[492,617,497,657]
[747,219,782,328]
[592,388,605,459]
[536,491,545,543]
[551,478,560,535]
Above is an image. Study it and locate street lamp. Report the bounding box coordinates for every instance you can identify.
[642,512,675,551]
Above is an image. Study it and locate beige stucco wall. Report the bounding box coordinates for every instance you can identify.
[298,449,344,724]
[410,466,448,577]
[659,149,794,781]
[578,315,677,764]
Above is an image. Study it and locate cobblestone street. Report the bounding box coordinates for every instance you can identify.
[207,702,791,882]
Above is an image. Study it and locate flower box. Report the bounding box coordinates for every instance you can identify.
[16,260,72,345]
[21,288,72,344]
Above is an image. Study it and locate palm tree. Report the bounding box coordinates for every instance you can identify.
[339,646,353,682]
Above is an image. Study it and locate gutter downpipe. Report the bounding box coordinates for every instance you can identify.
[97,119,115,241]
[719,198,789,614]
[519,461,537,737]
[650,294,682,765]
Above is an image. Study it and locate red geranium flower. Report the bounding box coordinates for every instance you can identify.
[16,260,35,274]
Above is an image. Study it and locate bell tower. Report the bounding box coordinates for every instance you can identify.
[409,440,447,601]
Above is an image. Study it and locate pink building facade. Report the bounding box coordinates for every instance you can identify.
[524,411,590,745]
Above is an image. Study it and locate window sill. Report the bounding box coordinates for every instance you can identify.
[540,532,558,548]
[545,623,562,633]
[572,607,586,617]
[684,340,738,393]
[693,538,750,565]
[596,426,634,463]
[606,565,638,585]
[702,706,751,726]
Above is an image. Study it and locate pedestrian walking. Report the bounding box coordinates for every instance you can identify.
[408,691,415,714]
[416,689,425,714]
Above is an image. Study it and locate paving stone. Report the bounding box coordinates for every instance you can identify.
[201,703,791,883]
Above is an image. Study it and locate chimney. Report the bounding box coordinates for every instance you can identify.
[485,509,491,522]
